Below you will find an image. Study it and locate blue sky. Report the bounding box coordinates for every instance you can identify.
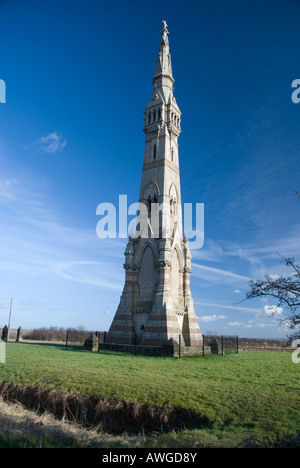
[0,0,300,338]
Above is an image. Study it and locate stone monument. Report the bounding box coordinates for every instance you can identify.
[101,22,203,356]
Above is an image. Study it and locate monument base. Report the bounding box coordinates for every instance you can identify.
[98,340,204,357]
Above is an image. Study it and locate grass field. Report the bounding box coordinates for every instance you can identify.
[0,342,299,447]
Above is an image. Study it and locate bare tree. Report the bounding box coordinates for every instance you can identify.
[244,192,300,341]
[245,257,300,341]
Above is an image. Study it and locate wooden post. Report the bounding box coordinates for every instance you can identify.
[179,334,181,358]
[221,335,224,355]
[203,334,205,356]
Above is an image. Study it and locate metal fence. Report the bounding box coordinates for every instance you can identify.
[202,335,239,355]
[2,326,238,356]
[65,330,238,356]
[65,330,108,349]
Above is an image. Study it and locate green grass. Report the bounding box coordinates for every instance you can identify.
[1,342,299,447]
[0,431,82,448]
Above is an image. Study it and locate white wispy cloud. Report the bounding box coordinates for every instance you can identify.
[192,263,251,286]
[55,260,123,291]
[264,305,283,317]
[227,321,243,327]
[0,166,125,293]
[0,179,17,202]
[194,301,262,313]
[191,227,300,291]
[0,220,125,291]
[197,314,226,322]
[30,132,67,153]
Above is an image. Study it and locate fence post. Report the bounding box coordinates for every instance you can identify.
[65,330,69,350]
[179,334,181,358]
[203,334,205,356]
[237,335,239,354]
[221,335,224,355]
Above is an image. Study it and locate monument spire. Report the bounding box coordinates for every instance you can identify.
[101,22,203,356]
[153,20,174,88]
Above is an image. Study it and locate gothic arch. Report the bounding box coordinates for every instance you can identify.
[169,183,179,216]
[134,240,158,269]
[172,243,184,269]
[151,179,160,196]
[143,179,160,200]
[170,248,180,305]
[138,245,157,303]
[168,182,178,200]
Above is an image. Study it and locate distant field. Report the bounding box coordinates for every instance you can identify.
[0,342,299,448]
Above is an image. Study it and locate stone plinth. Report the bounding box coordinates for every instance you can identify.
[83,333,99,352]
